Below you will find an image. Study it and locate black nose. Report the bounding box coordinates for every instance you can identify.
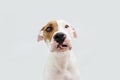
[53,32,66,44]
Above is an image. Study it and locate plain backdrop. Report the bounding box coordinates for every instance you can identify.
[0,0,120,80]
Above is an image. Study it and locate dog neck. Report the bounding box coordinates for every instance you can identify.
[50,50,73,71]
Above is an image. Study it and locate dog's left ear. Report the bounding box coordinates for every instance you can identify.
[37,27,44,42]
[72,28,77,38]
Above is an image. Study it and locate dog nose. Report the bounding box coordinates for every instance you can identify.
[54,32,66,44]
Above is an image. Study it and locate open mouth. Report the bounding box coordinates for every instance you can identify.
[57,44,68,49]
[51,39,72,52]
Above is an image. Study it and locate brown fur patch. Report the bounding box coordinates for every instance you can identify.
[41,21,58,41]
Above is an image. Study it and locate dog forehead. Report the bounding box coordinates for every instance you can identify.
[56,20,68,29]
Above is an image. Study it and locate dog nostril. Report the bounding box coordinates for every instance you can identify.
[54,32,66,43]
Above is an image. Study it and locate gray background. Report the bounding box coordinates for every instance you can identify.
[0,0,120,80]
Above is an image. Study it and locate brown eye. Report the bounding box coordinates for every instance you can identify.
[46,27,53,32]
[65,25,69,28]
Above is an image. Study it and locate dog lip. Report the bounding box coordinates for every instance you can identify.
[61,44,68,47]
[51,39,71,52]
[57,44,68,48]
[51,43,72,52]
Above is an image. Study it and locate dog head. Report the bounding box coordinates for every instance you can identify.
[37,20,77,52]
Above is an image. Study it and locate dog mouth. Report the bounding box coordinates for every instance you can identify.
[51,39,72,52]
[51,43,72,52]
[57,44,68,49]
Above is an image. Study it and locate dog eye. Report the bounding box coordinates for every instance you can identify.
[65,25,69,28]
[46,27,53,32]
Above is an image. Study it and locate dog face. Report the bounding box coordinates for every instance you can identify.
[37,20,77,52]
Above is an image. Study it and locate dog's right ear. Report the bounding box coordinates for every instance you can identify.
[72,28,77,38]
[37,27,44,42]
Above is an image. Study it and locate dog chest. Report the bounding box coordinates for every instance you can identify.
[53,70,74,80]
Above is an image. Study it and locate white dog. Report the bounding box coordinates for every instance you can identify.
[37,20,80,80]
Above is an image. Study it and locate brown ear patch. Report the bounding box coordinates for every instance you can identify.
[41,21,58,41]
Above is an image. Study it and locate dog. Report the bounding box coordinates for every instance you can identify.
[37,20,80,80]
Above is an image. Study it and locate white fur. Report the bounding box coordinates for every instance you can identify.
[41,20,80,80]
[43,51,80,80]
